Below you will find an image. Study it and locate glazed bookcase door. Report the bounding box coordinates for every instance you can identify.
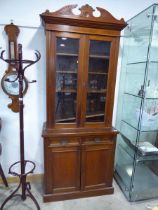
[85,36,119,126]
[54,33,81,124]
[85,38,110,123]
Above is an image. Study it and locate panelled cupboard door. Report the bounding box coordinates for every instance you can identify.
[53,32,119,127]
[81,139,115,190]
[46,139,81,194]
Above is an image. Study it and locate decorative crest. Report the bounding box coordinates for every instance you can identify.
[79,4,94,17]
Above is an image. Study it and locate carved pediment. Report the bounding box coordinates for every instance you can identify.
[40,4,127,31]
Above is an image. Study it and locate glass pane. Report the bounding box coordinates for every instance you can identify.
[55,37,79,123]
[86,40,111,122]
[124,63,146,96]
[125,5,154,64]
[115,135,135,191]
[122,94,142,130]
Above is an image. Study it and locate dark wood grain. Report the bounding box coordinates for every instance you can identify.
[40,4,126,202]
[47,140,80,194]
[45,31,56,128]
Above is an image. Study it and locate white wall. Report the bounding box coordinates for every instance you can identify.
[0,0,157,175]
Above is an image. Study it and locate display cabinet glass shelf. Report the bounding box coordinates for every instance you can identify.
[115,4,158,201]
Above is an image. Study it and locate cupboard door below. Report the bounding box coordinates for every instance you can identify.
[47,139,81,194]
[81,139,114,190]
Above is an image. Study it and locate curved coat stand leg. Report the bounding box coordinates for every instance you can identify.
[0,164,8,187]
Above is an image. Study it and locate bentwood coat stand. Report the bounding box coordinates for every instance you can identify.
[0,44,41,210]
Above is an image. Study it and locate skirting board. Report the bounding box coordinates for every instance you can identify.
[0,174,43,184]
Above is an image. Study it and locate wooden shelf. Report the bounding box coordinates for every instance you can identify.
[56,112,104,122]
[56,117,76,122]
[56,89,106,93]
[56,89,77,93]
[57,71,77,74]
[86,113,104,118]
[57,52,78,57]
[57,71,107,75]
[57,53,109,59]
[89,55,109,59]
[88,72,108,75]
[88,89,106,93]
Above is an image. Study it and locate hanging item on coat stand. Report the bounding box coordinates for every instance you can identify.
[1,22,28,112]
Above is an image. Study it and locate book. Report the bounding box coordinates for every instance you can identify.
[137,142,158,156]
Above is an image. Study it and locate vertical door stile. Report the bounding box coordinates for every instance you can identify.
[105,37,120,126]
[76,35,89,127]
[46,31,56,128]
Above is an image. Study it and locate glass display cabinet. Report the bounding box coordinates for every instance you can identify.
[41,4,126,202]
[115,4,158,201]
